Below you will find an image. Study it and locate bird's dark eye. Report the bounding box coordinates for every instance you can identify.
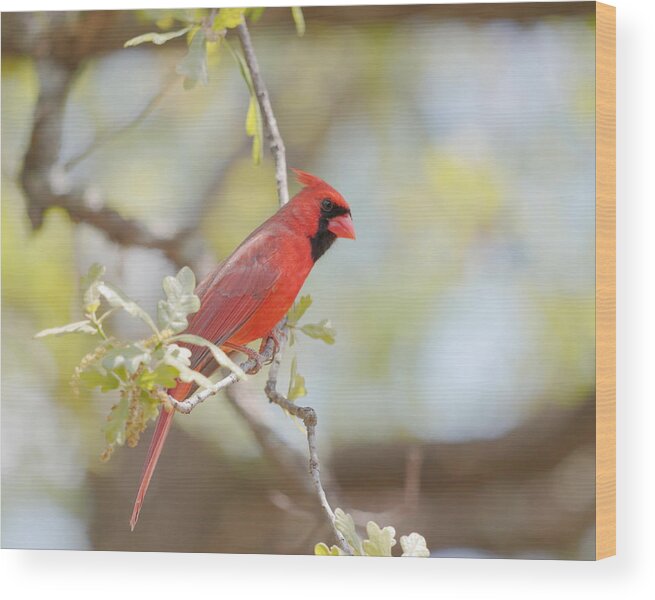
[321,198,334,212]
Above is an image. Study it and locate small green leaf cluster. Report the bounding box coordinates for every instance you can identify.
[123,8,305,164]
[284,295,337,403]
[287,295,336,345]
[125,8,255,89]
[315,508,430,557]
[36,264,244,461]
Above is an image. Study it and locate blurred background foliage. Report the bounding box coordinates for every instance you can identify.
[2,4,596,558]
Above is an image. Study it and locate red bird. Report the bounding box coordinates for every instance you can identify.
[130,169,354,530]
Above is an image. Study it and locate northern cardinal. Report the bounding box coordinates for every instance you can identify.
[130,169,354,530]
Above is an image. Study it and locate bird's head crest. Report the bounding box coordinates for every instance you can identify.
[292,168,326,189]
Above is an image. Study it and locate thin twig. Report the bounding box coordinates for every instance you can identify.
[263,331,353,555]
[224,384,307,481]
[170,18,350,552]
[64,71,179,171]
[18,56,193,268]
[235,15,348,554]
[236,20,289,206]
[60,195,190,267]
[167,333,278,414]
[21,10,347,555]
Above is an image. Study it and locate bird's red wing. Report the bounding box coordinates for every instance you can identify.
[130,249,279,530]
[184,245,281,372]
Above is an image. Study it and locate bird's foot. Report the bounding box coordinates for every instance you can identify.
[259,328,283,360]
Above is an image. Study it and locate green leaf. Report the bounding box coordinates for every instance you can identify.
[81,263,106,313]
[314,542,343,556]
[362,521,396,557]
[245,7,265,23]
[177,28,208,89]
[245,96,263,165]
[300,319,336,345]
[245,98,257,137]
[157,266,201,333]
[291,7,305,36]
[34,320,97,338]
[79,368,120,392]
[165,357,214,390]
[213,8,245,30]
[225,40,263,165]
[104,395,130,446]
[97,283,159,334]
[137,364,179,390]
[334,508,364,556]
[400,533,430,557]
[175,265,196,292]
[287,295,312,326]
[170,334,246,380]
[225,40,252,87]
[161,343,192,366]
[102,345,151,375]
[124,26,192,48]
[161,343,214,389]
[287,356,307,401]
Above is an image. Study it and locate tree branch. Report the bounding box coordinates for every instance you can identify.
[167,332,279,414]
[166,323,353,555]
[263,330,353,555]
[18,54,195,269]
[170,17,351,553]
[237,16,348,549]
[17,10,346,554]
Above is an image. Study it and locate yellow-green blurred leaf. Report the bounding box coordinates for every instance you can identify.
[104,396,130,446]
[170,333,246,380]
[362,521,396,557]
[287,356,307,401]
[80,263,105,313]
[246,7,266,23]
[314,542,343,556]
[79,368,120,392]
[177,29,208,89]
[399,533,430,557]
[102,345,151,375]
[213,8,245,30]
[245,97,263,164]
[34,320,97,338]
[291,7,305,36]
[136,364,178,390]
[97,282,159,334]
[124,26,192,48]
[287,295,312,326]
[334,508,364,555]
[300,319,336,345]
[157,266,201,333]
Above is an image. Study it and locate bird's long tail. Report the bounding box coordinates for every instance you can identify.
[129,381,192,531]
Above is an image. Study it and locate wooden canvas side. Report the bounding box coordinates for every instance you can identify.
[595,1,616,560]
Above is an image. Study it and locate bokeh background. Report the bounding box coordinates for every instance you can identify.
[2,3,596,558]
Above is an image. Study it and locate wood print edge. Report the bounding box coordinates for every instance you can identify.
[595,1,616,560]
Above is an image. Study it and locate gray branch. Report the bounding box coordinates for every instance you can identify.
[167,333,278,414]
[238,15,347,550]
[170,16,350,554]
[166,323,353,555]
[18,54,194,269]
[17,10,346,554]
[263,330,353,554]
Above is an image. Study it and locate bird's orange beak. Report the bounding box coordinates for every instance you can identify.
[328,212,356,240]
